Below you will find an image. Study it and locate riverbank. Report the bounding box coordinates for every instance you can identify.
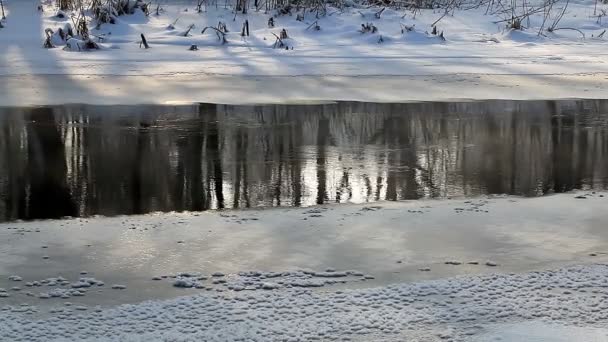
[2,72,608,106]
[1,0,607,105]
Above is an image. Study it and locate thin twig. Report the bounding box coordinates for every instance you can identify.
[432,0,459,27]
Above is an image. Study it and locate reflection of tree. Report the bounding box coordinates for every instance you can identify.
[202,103,224,209]
[382,114,418,201]
[0,100,608,221]
[24,107,76,219]
[289,120,302,207]
[336,169,351,203]
[0,112,27,220]
[316,118,329,205]
[131,123,145,214]
[232,128,244,208]
[175,105,206,212]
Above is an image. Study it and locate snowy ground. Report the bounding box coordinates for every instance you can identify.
[1,191,608,340]
[3,264,608,341]
[0,0,608,105]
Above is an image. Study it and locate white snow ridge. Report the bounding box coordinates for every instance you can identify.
[1,264,608,341]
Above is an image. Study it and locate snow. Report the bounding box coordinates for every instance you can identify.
[1,192,608,297]
[172,277,203,288]
[475,321,608,342]
[1,264,608,340]
[0,0,607,105]
[71,278,104,288]
[1,0,608,326]
[166,269,366,290]
[0,192,606,339]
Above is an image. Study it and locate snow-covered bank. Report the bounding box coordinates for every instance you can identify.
[1,0,608,105]
[2,72,608,106]
[2,264,608,341]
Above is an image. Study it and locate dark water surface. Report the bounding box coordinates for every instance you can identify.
[0,100,607,221]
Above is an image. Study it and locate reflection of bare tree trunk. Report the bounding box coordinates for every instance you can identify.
[190,127,205,211]
[588,130,599,189]
[24,107,77,219]
[1,120,27,220]
[509,112,517,194]
[232,129,249,208]
[275,141,283,206]
[81,114,95,214]
[336,169,351,203]
[459,118,469,195]
[131,124,145,214]
[316,119,330,205]
[289,126,302,206]
[551,108,576,193]
[375,176,383,201]
[175,107,206,212]
[188,123,207,211]
[242,154,250,208]
[401,117,419,200]
[203,104,224,209]
[573,112,585,190]
[481,116,505,194]
[233,133,242,209]
[384,116,419,200]
[361,176,372,201]
[386,152,397,200]
[175,137,186,212]
[384,118,399,201]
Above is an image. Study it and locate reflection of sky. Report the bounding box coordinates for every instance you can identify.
[1,193,608,307]
[298,146,389,206]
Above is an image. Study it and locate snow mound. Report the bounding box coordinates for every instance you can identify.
[499,28,545,43]
[402,30,447,44]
